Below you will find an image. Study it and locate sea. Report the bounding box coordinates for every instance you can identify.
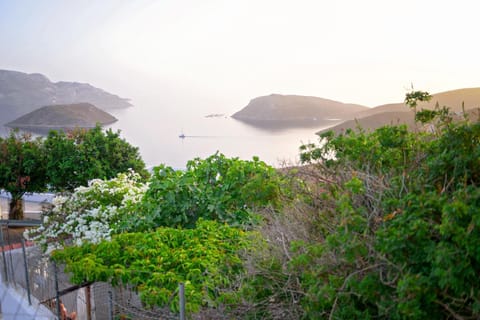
[105,103,340,170]
[1,100,341,170]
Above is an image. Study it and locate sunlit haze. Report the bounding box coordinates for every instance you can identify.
[2,0,480,168]
[1,0,479,110]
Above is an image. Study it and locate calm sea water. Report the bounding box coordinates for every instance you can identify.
[106,104,338,169]
[0,101,340,170]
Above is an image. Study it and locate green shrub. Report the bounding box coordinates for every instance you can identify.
[52,219,249,312]
[292,93,480,319]
[127,152,283,230]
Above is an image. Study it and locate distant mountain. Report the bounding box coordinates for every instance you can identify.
[0,70,131,124]
[322,88,480,134]
[232,94,368,129]
[6,103,117,134]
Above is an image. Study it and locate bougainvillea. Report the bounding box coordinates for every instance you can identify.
[26,170,147,252]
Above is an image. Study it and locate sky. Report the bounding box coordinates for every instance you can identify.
[1,0,480,111]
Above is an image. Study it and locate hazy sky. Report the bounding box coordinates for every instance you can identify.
[1,0,479,111]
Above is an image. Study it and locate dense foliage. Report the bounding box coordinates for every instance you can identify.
[0,125,147,219]
[0,131,46,219]
[32,153,283,314]
[292,93,480,319]
[32,154,281,253]
[44,126,149,192]
[52,220,249,313]
[126,153,282,230]
[29,91,480,318]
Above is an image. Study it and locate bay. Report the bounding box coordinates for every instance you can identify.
[105,104,337,170]
[0,100,340,170]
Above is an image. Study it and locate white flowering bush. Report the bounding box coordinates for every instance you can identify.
[26,170,148,253]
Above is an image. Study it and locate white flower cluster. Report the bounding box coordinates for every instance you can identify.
[26,170,148,253]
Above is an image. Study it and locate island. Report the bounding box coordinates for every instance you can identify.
[231,94,368,129]
[5,103,117,134]
[0,69,131,125]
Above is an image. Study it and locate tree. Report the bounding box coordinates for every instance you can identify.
[0,131,46,219]
[128,153,282,231]
[0,125,147,219]
[43,129,81,192]
[44,125,149,192]
[404,89,432,118]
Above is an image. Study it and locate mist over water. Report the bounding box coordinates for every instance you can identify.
[106,97,337,169]
[0,92,340,170]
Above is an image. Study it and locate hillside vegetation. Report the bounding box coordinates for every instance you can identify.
[25,91,480,319]
[324,87,480,133]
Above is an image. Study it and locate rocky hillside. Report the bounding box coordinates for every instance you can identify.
[0,70,131,124]
[6,103,117,134]
[323,88,480,134]
[232,94,368,128]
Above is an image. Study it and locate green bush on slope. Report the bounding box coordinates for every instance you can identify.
[291,92,480,319]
